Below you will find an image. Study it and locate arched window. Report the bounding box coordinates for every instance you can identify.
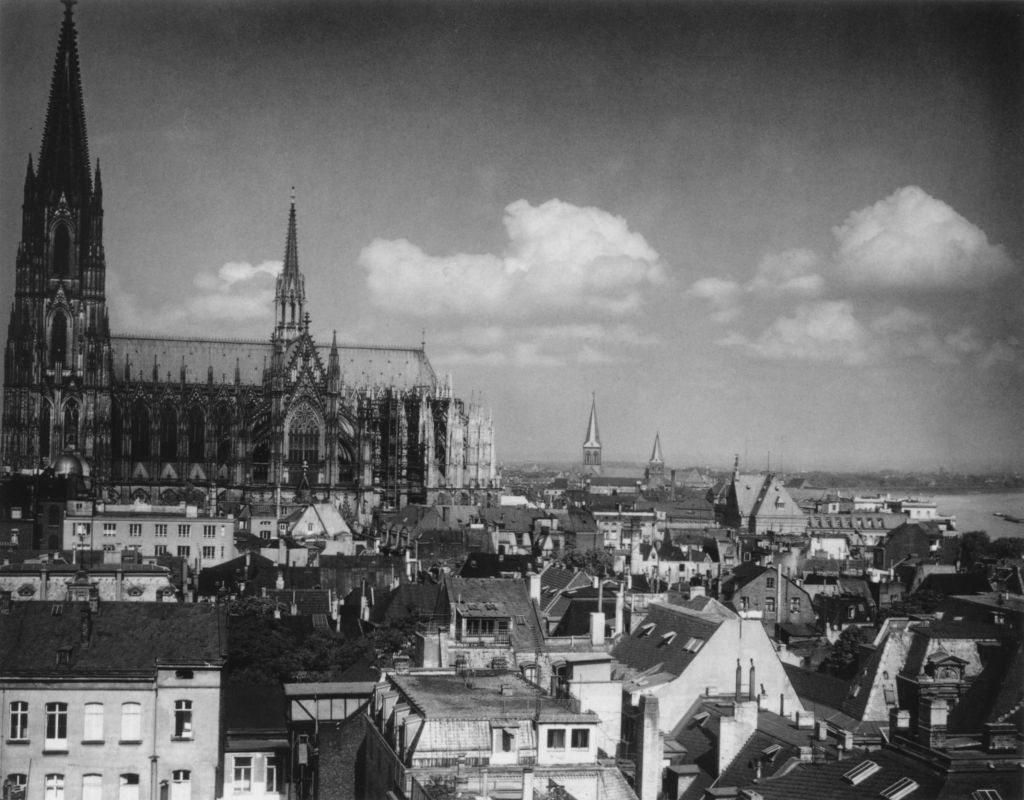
[53,224,71,276]
[130,400,150,461]
[39,401,52,458]
[288,405,320,464]
[252,442,269,483]
[187,407,205,462]
[160,406,177,461]
[214,406,232,464]
[111,402,123,459]
[50,314,68,367]
[62,400,79,449]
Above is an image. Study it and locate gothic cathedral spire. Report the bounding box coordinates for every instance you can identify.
[583,393,602,471]
[274,189,306,341]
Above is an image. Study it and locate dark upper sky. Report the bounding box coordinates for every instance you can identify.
[2,0,1022,470]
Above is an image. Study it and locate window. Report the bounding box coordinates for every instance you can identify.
[103,544,117,552]
[83,703,103,741]
[173,700,192,738]
[546,729,565,749]
[848,606,857,619]
[233,757,252,792]
[766,577,775,589]
[129,524,142,537]
[154,545,168,556]
[170,771,190,800]
[119,774,140,800]
[103,522,117,536]
[177,546,191,558]
[202,546,216,560]
[740,596,749,611]
[6,775,27,799]
[82,775,102,800]
[177,525,191,538]
[120,703,141,741]
[155,524,168,538]
[789,596,801,613]
[44,774,64,800]
[265,757,279,792]
[571,728,590,749]
[203,525,216,539]
[9,701,28,740]
[501,730,515,752]
[44,703,68,749]
[765,597,776,613]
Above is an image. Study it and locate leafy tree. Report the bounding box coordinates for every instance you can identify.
[989,537,1024,560]
[878,589,947,623]
[959,530,990,570]
[818,625,871,679]
[561,547,614,576]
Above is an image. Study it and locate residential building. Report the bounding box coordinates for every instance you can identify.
[0,598,226,800]
[718,563,816,633]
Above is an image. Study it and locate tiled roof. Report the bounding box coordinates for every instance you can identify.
[0,601,226,675]
[372,582,442,624]
[225,683,288,732]
[611,601,724,680]
[267,589,332,615]
[459,552,536,578]
[445,576,545,652]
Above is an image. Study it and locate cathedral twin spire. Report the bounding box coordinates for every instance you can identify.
[274,190,307,341]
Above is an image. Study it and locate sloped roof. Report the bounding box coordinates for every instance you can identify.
[611,602,725,680]
[459,552,535,578]
[225,683,288,732]
[267,589,331,616]
[372,582,442,624]
[0,601,226,676]
[444,576,545,652]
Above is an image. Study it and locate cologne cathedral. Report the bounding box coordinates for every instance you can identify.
[1,3,497,511]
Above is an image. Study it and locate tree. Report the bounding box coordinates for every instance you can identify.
[818,625,871,679]
[959,530,990,570]
[989,537,1024,560]
[561,547,615,576]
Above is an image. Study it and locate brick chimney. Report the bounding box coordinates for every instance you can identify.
[917,696,948,749]
[634,694,663,800]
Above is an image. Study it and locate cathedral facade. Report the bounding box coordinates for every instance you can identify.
[1,3,497,512]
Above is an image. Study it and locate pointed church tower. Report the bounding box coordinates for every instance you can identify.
[2,0,112,473]
[646,433,665,489]
[582,394,602,474]
[273,190,306,342]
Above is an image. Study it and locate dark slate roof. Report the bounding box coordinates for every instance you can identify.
[458,552,535,578]
[445,576,545,652]
[225,683,288,732]
[0,601,226,676]
[915,572,993,595]
[783,664,849,715]
[739,745,945,799]
[551,593,619,637]
[611,602,725,679]
[267,589,332,616]
[372,582,442,624]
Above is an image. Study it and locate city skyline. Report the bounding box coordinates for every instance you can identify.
[2,0,1021,472]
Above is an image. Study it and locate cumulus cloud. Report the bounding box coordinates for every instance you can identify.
[832,186,1013,289]
[687,277,743,321]
[360,199,664,316]
[718,301,869,366]
[109,260,281,336]
[749,248,824,296]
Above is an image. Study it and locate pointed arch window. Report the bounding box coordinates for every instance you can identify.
[50,313,69,367]
[39,401,52,459]
[160,406,177,461]
[111,402,123,459]
[53,224,71,276]
[62,400,79,450]
[214,406,232,464]
[187,406,205,462]
[130,400,150,461]
[288,404,320,464]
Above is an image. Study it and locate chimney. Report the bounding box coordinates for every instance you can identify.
[735,658,743,699]
[917,696,948,749]
[589,611,606,645]
[528,572,541,605]
[615,583,624,637]
[634,694,662,800]
[521,768,533,800]
[748,659,756,701]
[888,707,910,736]
[718,700,758,775]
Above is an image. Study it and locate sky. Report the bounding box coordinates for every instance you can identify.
[1,0,1022,472]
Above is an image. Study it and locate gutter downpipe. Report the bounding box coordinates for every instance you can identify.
[151,681,159,800]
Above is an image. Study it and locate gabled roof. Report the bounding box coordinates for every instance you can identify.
[611,601,725,681]
[0,601,226,676]
[459,552,536,578]
[444,576,545,652]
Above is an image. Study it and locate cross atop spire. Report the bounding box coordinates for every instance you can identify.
[39,0,92,206]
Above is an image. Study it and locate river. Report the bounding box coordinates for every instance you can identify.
[930,491,1024,540]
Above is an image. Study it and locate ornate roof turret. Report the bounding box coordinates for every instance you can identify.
[38,0,93,207]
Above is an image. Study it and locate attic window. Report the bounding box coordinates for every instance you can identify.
[879,778,919,799]
[971,792,1004,800]
[693,712,710,727]
[659,632,677,647]
[843,761,881,785]
[51,604,64,616]
[175,669,194,680]
[762,744,782,762]
[683,637,706,653]
[56,646,72,666]
[637,622,656,638]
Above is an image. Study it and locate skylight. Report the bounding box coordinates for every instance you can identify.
[971,791,1003,800]
[843,761,881,785]
[637,622,656,637]
[659,631,677,646]
[879,777,919,799]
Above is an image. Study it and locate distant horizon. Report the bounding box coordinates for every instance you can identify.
[2,1,1021,475]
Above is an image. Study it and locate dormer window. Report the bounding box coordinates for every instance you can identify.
[56,646,72,666]
[658,631,677,647]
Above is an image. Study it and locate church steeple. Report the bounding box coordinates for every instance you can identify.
[274,189,306,341]
[582,394,602,471]
[649,433,664,465]
[38,0,92,208]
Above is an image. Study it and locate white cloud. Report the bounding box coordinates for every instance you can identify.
[359,199,665,317]
[109,260,281,336]
[687,276,742,321]
[832,186,1013,289]
[718,301,869,365]
[749,248,824,296]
